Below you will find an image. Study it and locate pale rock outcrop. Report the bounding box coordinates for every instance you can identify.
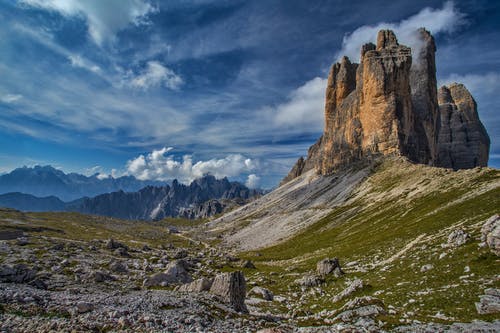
[178,277,213,292]
[476,288,500,314]
[480,214,500,255]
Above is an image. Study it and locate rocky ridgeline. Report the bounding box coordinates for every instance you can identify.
[283,29,490,184]
[75,174,261,220]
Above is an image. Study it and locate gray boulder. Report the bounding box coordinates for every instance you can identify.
[316,258,344,276]
[0,264,37,283]
[178,277,213,292]
[481,215,500,255]
[209,271,247,312]
[447,229,470,247]
[143,260,192,287]
[249,286,274,301]
[333,278,364,302]
[476,288,500,314]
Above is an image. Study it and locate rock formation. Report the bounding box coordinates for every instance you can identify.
[437,83,490,169]
[284,28,490,183]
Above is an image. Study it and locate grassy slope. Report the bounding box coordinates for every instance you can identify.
[0,209,192,249]
[236,158,500,325]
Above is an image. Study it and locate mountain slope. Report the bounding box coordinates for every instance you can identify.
[0,192,66,212]
[210,157,498,251]
[0,165,164,201]
[207,157,499,326]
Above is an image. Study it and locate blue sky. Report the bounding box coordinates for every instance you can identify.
[0,0,499,188]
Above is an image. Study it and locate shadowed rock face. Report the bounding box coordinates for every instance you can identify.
[284,28,490,183]
[437,84,490,169]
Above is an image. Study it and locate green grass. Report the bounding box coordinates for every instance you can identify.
[236,159,500,324]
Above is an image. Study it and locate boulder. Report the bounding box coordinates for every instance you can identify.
[249,286,274,301]
[209,271,247,312]
[0,264,37,283]
[178,278,213,292]
[295,274,324,287]
[481,215,500,255]
[143,260,192,287]
[447,229,470,247]
[333,278,364,302]
[106,238,128,251]
[476,289,500,314]
[316,258,344,276]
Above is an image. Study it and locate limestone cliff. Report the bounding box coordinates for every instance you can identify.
[284,29,490,183]
[437,83,490,169]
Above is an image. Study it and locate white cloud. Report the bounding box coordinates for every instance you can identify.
[337,1,466,62]
[245,174,260,189]
[68,54,101,73]
[272,77,326,128]
[20,0,156,45]
[126,147,259,184]
[128,61,183,90]
[0,94,23,103]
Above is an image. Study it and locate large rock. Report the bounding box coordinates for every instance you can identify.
[476,289,500,314]
[282,28,490,183]
[178,278,213,292]
[209,271,247,312]
[316,258,344,276]
[481,214,500,255]
[0,264,37,283]
[333,278,364,303]
[143,260,192,287]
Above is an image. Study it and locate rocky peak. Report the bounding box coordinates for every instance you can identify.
[283,28,490,183]
[376,29,399,50]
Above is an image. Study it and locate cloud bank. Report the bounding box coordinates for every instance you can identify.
[20,0,156,45]
[126,147,259,184]
[337,1,466,62]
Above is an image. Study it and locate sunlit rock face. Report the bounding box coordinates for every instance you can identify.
[284,28,490,183]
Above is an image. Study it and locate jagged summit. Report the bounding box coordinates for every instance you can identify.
[283,28,490,184]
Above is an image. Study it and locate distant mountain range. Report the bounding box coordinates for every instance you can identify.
[0,169,262,220]
[76,175,261,220]
[0,165,164,201]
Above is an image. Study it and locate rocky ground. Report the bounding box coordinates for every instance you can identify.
[0,212,499,332]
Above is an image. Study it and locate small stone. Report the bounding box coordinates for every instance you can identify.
[420,264,433,272]
[76,302,93,313]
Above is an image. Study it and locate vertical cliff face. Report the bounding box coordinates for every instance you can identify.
[283,28,490,184]
[437,84,490,169]
[410,28,439,164]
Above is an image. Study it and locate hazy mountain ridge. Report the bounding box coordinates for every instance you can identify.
[0,165,165,201]
[0,174,261,220]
